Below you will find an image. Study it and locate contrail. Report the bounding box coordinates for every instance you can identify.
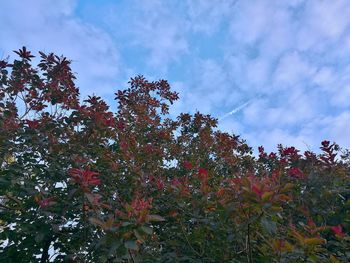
[219,98,255,121]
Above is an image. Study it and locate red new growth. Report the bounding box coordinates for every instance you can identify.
[14,46,35,60]
[25,119,40,129]
[307,218,316,228]
[252,184,263,198]
[68,168,101,187]
[321,140,330,147]
[331,225,345,238]
[156,178,165,190]
[216,188,225,198]
[183,161,192,170]
[288,167,305,179]
[258,146,267,158]
[197,167,209,181]
[0,60,8,69]
[131,197,153,212]
[198,167,208,176]
[37,197,55,208]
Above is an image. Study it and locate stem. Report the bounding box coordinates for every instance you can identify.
[247,223,253,263]
[18,91,32,120]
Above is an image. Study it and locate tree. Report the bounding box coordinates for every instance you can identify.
[0,48,349,262]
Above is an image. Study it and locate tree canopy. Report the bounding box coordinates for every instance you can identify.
[0,48,349,262]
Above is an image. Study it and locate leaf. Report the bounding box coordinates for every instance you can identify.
[124,240,139,251]
[281,183,294,193]
[133,230,145,243]
[282,241,294,252]
[124,203,133,213]
[89,217,106,229]
[275,194,290,202]
[108,240,121,258]
[261,217,277,235]
[330,255,341,263]
[140,226,153,235]
[85,192,95,204]
[0,178,10,186]
[35,233,44,243]
[269,205,283,213]
[146,214,165,222]
[4,154,15,164]
[68,188,78,198]
[304,237,326,246]
[122,222,132,227]
[262,191,273,202]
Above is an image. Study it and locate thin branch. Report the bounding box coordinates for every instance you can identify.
[128,249,136,263]
[179,220,203,258]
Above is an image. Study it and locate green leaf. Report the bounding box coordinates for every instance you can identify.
[35,232,44,243]
[124,240,138,251]
[133,230,145,243]
[261,217,277,235]
[140,226,153,235]
[122,222,132,227]
[262,191,273,202]
[89,217,106,229]
[146,214,165,222]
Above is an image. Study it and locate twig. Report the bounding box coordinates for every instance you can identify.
[179,220,203,257]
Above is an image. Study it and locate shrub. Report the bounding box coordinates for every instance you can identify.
[0,48,349,262]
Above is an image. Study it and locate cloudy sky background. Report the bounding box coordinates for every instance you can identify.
[1,0,349,153]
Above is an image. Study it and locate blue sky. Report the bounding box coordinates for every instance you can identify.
[1,0,350,152]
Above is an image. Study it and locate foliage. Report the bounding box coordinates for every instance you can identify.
[0,48,349,262]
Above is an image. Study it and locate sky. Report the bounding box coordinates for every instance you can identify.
[0,0,349,153]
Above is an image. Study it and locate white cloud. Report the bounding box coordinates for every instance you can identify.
[229,0,271,44]
[245,57,271,86]
[186,0,237,35]
[328,67,350,108]
[273,52,316,88]
[0,0,121,99]
[312,65,350,108]
[170,59,235,116]
[218,117,245,137]
[313,67,335,88]
[322,111,350,149]
[241,91,314,129]
[246,127,313,153]
[107,0,189,74]
[331,85,350,107]
[296,0,350,51]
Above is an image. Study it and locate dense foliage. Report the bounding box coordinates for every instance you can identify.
[0,48,349,262]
